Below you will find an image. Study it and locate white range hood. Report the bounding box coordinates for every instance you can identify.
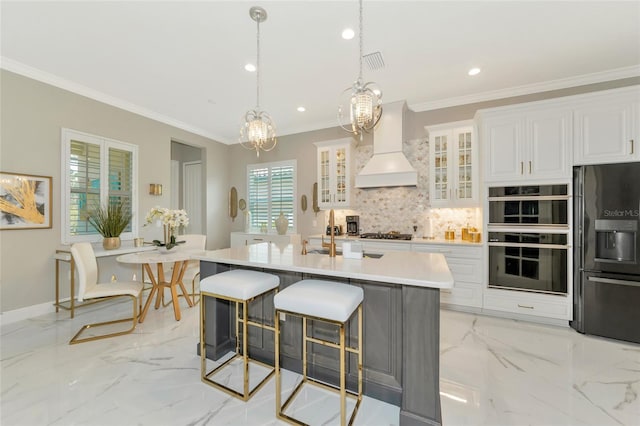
[355,101,418,188]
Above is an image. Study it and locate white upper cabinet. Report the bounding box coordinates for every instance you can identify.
[573,87,640,165]
[426,121,479,207]
[480,105,572,183]
[527,108,572,179]
[315,138,354,210]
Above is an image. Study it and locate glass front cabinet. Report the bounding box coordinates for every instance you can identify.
[315,138,354,209]
[426,120,478,207]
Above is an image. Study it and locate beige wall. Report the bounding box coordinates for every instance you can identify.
[0,70,230,312]
[229,127,355,239]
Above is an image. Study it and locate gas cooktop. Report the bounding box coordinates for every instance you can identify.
[360,232,413,241]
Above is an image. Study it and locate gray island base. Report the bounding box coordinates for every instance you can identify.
[194,243,454,426]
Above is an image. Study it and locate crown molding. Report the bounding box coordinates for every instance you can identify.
[411,65,640,112]
[1,57,232,144]
[4,56,639,142]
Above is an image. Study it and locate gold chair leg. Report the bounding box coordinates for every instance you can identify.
[69,294,139,345]
[191,272,201,305]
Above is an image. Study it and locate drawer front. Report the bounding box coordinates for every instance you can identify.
[483,291,570,319]
[446,257,483,284]
[441,281,482,308]
[363,241,411,253]
[411,244,482,259]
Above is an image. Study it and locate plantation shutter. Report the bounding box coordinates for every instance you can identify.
[247,161,296,232]
[248,166,270,230]
[271,165,294,231]
[62,128,138,243]
[69,140,101,235]
[108,147,133,233]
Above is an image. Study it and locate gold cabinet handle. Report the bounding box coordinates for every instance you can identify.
[529,161,532,174]
[517,304,534,309]
[520,161,524,175]
[631,139,635,155]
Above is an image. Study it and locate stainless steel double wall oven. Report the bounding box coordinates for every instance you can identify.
[487,185,570,295]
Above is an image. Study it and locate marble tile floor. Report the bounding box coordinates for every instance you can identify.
[1,296,638,426]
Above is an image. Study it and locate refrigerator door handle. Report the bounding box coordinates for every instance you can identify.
[587,276,640,288]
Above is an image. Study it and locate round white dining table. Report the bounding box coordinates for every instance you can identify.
[117,250,194,322]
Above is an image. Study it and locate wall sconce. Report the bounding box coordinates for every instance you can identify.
[149,184,162,196]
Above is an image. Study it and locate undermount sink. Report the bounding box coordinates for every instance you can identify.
[307,249,384,259]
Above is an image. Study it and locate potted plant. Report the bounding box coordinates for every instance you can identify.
[88,200,132,250]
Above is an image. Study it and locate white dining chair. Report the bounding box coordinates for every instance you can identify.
[69,242,143,345]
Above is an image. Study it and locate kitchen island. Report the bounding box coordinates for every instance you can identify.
[193,242,453,426]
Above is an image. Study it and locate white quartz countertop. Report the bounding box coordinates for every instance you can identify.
[307,234,482,246]
[193,242,454,289]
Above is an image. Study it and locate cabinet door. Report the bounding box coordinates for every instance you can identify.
[452,126,476,204]
[484,116,525,182]
[316,140,352,209]
[430,130,452,204]
[230,233,247,248]
[527,109,572,180]
[427,122,477,207]
[574,98,638,165]
[317,147,333,206]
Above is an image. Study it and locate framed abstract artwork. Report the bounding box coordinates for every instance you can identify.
[0,172,52,230]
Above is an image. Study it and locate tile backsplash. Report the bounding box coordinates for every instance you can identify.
[324,137,481,239]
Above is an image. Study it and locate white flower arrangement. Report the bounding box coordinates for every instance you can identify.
[145,207,189,230]
[145,207,189,249]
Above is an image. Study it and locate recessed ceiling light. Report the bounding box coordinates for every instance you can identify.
[468,67,481,76]
[297,106,306,112]
[342,28,355,40]
[244,63,256,72]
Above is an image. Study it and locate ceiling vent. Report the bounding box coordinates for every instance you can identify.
[363,51,385,71]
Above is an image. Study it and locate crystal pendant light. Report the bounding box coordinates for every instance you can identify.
[337,0,383,142]
[240,6,276,157]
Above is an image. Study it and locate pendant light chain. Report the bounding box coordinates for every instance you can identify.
[336,0,382,140]
[358,0,363,81]
[256,13,261,109]
[239,6,276,156]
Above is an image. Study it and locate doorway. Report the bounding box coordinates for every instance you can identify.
[170,141,205,234]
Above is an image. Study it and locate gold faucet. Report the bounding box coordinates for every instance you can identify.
[301,239,308,255]
[321,209,337,257]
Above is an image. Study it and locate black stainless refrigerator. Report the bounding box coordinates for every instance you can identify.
[572,163,640,344]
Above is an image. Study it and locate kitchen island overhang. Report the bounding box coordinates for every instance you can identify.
[193,243,453,426]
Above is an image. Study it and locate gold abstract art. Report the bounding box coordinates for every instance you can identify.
[0,172,51,230]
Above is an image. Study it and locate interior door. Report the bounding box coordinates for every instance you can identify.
[183,161,203,234]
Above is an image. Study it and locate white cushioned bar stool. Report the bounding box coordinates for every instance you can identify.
[274,279,363,426]
[200,269,280,401]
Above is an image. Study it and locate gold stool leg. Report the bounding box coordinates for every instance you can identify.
[200,294,207,382]
[358,304,363,402]
[275,308,282,417]
[340,322,346,426]
[302,316,307,381]
[243,299,249,399]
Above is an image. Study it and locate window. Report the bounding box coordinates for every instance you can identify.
[61,128,138,244]
[247,160,296,233]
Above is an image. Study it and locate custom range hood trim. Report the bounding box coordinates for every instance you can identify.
[355,100,418,188]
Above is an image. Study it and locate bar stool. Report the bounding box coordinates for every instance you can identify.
[200,269,279,401]
[274,279,363,426]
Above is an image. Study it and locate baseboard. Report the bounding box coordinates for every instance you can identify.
[0,300,61,326]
